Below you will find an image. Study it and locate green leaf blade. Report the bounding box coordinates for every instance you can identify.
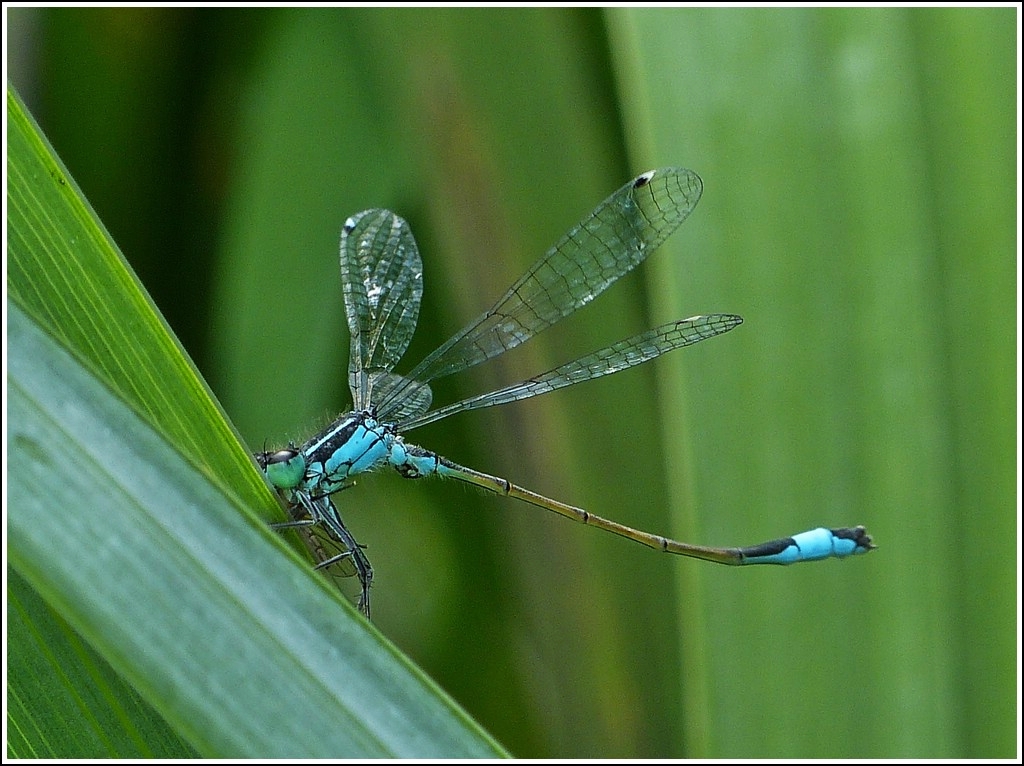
[6,85,506,759]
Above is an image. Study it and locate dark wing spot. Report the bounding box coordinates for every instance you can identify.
[633,170,655,188]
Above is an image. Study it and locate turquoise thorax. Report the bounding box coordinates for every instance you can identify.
[262,411,443,496]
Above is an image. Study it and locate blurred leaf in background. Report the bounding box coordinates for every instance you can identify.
[6,6,1017,758]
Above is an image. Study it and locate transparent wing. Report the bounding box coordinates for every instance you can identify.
[373,168,703,420]
[416,168,699,371]
[340,210,423,410]
[365,372,432,425]
[399,314,741,431]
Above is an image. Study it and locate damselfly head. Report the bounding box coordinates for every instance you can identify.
[258,448,307,490]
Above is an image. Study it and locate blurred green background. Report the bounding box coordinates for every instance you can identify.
[6,6,1017,758]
